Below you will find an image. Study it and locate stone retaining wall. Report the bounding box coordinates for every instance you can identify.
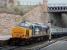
[0,13,22,35]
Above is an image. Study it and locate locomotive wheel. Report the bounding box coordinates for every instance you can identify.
[40,37,44,41]
[7,39,16,46]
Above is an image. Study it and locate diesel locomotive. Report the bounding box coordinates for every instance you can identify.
[8,21,49,45]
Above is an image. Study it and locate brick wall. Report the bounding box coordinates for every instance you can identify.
[23,3,49,24]
[0,13,22,35]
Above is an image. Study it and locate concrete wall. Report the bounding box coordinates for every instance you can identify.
[62,13,67,27]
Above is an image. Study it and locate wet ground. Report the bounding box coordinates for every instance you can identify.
[41,41,67,50]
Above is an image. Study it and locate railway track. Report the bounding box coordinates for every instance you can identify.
[0,36,58,50]
[0,36,67,50]
[0,40,56,50]
[0,41,58,50]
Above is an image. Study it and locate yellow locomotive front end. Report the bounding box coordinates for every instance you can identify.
[11,26,32,39]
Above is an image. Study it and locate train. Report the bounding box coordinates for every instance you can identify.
[51,27,67,38]
[7,21,50,46]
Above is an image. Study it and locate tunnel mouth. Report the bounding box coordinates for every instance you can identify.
[50,12,67,28]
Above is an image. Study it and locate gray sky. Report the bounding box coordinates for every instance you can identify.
[18,0,43,5]
[48,0,67,6]
[17,0,67,6]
